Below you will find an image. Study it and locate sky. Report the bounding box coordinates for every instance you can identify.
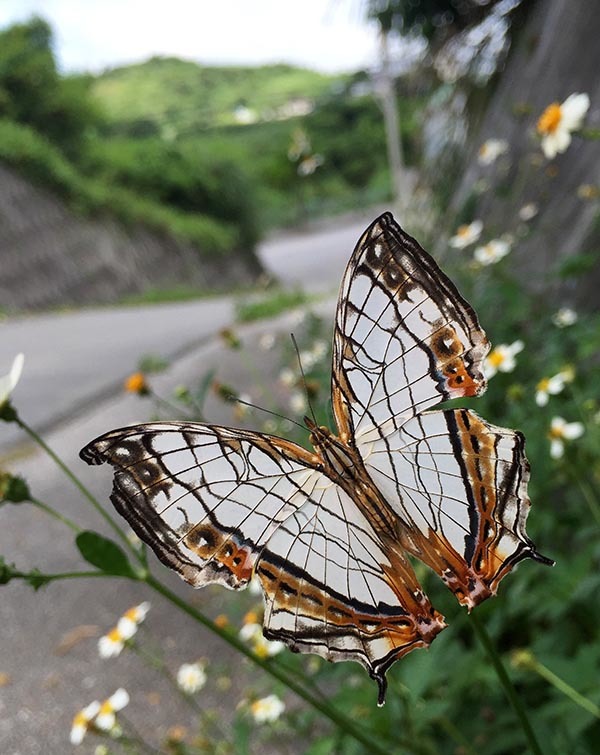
[0,0,380,74]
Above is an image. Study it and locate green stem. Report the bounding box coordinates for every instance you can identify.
[527,658,600,719]
[469,612,543,755]
[118,714,163,755]
[29,497,81,533]
[436,716,478,755]
[16,417,140,560]
[575,477,600,529]
[580,128,600,140]
[143,573,403,755]
[150,390,195,421]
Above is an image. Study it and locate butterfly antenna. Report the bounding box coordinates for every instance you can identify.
[232,396,305,430]
[291,333,318,426]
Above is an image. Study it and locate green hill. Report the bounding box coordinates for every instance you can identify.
[92,57,346,136]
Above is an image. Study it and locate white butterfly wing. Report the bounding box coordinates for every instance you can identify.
[361,409,553,608]
[81,422,320,590]
[82,421,446,704]
[332,212,489,440]
[257,471,445,704]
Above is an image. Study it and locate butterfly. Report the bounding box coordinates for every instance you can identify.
[81,212,553,705]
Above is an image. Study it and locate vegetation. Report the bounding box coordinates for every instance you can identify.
[93,57,343,135]
[0,16,432,252]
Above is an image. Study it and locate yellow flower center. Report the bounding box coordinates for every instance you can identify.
[488,351,504,368]
[536,378,550,392]
[243,610,259,625]
[73,711,88,727]
[457,224,470,237]
[537,103,562,134]
[124,372,148,394]
[548,426,564,440]
[214,614,229,628]
[107,626,122,642]
[99,700,113,715]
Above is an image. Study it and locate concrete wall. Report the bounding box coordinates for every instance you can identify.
[0,164,260,312]
[448,0,600,309]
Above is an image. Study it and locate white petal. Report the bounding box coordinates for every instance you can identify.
[563,422,584,440]
[116,616,137,640]
[0,353,24,404]
[560,93,590,130]
[95,712,116,731]
[535,392,548,407]
[550,439,564,459]
[541,133,557,158]
[69,723,86,745]
[98,635,124,659]
[108,688,130,711]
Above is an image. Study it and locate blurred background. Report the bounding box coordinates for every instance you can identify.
[1,1,599,753]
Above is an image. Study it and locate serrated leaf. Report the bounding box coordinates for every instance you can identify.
[76,531,136,577]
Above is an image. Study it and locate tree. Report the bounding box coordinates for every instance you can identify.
[0,16,100,156]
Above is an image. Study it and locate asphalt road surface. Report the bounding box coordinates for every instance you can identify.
[1,211,376,455]
[0,213,373,753]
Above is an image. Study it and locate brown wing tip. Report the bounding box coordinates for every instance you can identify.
[373,671,388,707]
[79,440,107,466]
[530,549,555,567]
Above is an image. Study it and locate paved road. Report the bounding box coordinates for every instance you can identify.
[1,212,375,455]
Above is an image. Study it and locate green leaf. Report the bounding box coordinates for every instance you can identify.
[75,531,136,578]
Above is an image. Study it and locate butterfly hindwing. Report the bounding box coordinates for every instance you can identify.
[361,408,552,608]
[257,473,445,704]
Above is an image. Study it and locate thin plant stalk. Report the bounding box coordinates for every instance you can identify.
[469,612,543,755]
[16,416,141,559]
[30,496,81,533]
[523,656,600,719]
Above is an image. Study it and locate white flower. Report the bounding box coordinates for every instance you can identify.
[449,220,483,248]
[548,417,584,459]
[297,154,323,176]
[95,688,129,732]
[234,393,253,420]
[518,203,538,221]
[311,340,328,362]
[537,93,590,159]
[248,575,262,596]
[70,700,100,745]
[0,353,24,407]
[177,662,207,694]
[478,139,508,166]
[98,602,150,658]
[535,370,571,406]
[484,340,524,378]
[251,694,286,723]
[258,333,275,351]
[279,368,296,387]
[122,601,150,625]
[240,622,285,658]
[289,392,307,414]
[552,307,578,328]
[474,239,511,266]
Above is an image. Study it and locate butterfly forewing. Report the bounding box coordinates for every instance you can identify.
[81,422,321,589]
[332,213,489,440]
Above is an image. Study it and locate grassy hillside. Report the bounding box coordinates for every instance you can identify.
[92,57,345,135]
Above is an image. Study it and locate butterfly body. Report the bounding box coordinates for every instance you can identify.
[81,212,552,704]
